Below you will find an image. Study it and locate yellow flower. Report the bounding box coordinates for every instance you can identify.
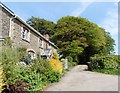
[49,58,63,74]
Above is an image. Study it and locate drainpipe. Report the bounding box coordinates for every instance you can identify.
[9,17,13,38]
[9,15,16,39]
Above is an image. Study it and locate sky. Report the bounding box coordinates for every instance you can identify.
[1,1,119,55]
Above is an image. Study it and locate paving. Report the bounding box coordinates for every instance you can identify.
[44,65,118,91]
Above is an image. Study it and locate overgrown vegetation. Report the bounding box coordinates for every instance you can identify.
[49,52,63,74]
[90,55,120,75]
[1,40,63,92]
[27,16,115,64]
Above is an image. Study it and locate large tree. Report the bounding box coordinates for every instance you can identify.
[26,16,56,36]
[52,16,88,62]
[26,16,115,64]
[52,16,115,63]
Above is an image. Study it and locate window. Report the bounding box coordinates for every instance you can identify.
[28,50,36,59]
[48,44,51,49]
[39,38,43,48]
[21,27,30,41]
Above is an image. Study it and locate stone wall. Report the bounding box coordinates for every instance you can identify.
[12,19,40,54]
[0,7,12,38]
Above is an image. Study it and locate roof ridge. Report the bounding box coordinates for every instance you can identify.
[0,2,58,49]
[0,2,14,15]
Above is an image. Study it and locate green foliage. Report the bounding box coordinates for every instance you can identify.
[1,47,62,92]
[18,67,44,91]
[17,47,32,65]
[0,47,19,84]
[90,55,120,75]
[66,56,77,67]
[104,32,115,55]
[52,16,88,62]
[2,37,12,47]
[17,47,27,61]
[66,56,73,63]
[53,52,59,59]
[61,58,65,62]
[26,16,115,64]
[52,16,114,63]
[30,58,52,75]
[47,72,61,83]
[26,16,56,36]
[93,69,120,75]
[68,62,77,67]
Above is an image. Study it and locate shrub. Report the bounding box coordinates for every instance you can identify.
[68,62,77,67]
[48,72,61,83]
[2,80,29,93]
[0,47,20,84]
[53,52,59,59]
[60,58,65,62]
[1,46,63,92]
[18,67,44,91]
[29,58,62,89]
[90,56,119,69]
[17,47,32,65]
[30,58,52,75]
[49,58,63,74]
[66,56,73,63]
[2,37,12,47]
[90,55,120,74]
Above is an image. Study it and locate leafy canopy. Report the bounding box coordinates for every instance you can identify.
[26,16,56,36]
[26,16,115,64]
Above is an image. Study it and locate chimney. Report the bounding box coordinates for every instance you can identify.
[44,34,50,41]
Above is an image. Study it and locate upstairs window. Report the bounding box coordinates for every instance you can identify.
[21,27,30,41]
[39,38,43,48]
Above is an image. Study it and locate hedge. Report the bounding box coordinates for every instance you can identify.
[90,55,120,73]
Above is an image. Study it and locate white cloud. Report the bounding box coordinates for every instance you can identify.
[70,0,95,16]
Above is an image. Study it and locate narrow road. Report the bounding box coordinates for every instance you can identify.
[44,65,118,91]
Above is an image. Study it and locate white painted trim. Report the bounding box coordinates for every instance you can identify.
[0,2,14,16]
[27,48,36,54]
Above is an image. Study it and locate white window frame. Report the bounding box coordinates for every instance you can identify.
[21,26,30,42]
[39,38,44,48]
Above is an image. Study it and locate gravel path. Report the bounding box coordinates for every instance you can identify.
[44,65,118,91]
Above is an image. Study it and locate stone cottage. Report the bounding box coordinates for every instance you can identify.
[0,2,58,59]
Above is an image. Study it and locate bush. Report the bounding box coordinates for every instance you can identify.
[66,56,73,63]
[29,58,62,90]
[0,46,63,92]
[49,58,63,74]
[2,37,12,47]
[68,62,77,67]
[48,71,61,83]
[90,55,120,74]
[17,47,31,65]
[53,52,59,59]
[66,56,77,67]
[0,47,20,84]
[30,58,52,75]
[18,67,44,91]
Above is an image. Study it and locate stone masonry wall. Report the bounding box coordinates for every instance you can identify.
[0,7,12,38]
[12,19,40,54]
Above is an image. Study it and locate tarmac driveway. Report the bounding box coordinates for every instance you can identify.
[44,65,118,91]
